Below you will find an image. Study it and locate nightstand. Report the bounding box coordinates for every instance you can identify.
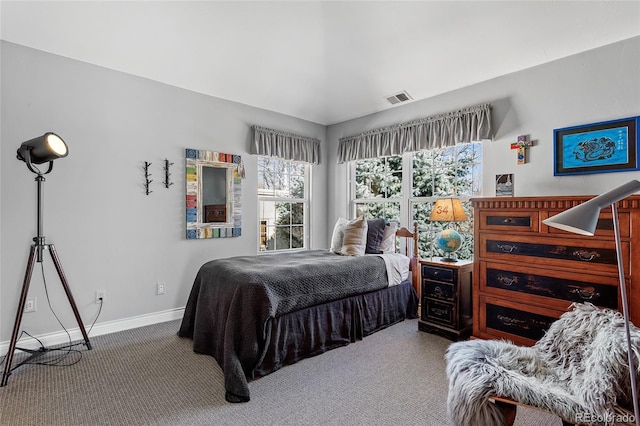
[418,259,473,341]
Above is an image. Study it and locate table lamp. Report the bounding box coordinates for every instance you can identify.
[429,197,467,262]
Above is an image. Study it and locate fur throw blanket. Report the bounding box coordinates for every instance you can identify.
[445,303,640,425]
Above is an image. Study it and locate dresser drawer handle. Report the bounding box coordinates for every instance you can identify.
[497,244,516,253]
[497,315,527,328]
[502,218,514,224]
[572,250,600,262]
[433,286,444,297]
[569,286,599,301]
[497,275,518,286]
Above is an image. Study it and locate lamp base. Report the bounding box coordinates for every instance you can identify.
[440,255,459,263]
[1,242,91,387]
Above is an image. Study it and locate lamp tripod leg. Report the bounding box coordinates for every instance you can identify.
[0,244,92,387]
[1,246,37,387]
[48,244,92,350]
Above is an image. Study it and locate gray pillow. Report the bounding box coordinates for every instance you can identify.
[365,218,388,254]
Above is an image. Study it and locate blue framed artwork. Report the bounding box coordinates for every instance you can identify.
[553,116,639,176]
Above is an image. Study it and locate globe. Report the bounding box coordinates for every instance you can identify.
[436,228,463,260]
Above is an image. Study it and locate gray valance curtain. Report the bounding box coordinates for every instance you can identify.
[251,125,321,164]
[337,103,492,163]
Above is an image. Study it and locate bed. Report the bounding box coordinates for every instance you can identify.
[178,218,420,402]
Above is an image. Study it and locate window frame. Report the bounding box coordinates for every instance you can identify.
[349,142,482,260]
[350,155,405,222]
[257,156,311,254]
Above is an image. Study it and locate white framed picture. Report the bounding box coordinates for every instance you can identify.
[495,174,514,197]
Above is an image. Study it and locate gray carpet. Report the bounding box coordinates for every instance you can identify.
[0,318,562,425]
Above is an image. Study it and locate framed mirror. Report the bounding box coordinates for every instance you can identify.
[186,148,242,239]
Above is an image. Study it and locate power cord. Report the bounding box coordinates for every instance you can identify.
[0,263,104,370]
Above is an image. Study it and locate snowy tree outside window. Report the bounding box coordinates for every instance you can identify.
[352,142,482,260]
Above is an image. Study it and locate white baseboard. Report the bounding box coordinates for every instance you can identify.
[0,307,185,353]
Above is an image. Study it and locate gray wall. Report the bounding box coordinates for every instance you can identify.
[2,36,639,343]
[0,41,327,341]
[326,36,640,221]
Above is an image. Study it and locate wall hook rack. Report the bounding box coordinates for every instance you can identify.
[143,161,153,195]
[163,158,174,188]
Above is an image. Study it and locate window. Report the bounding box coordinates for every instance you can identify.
[351,142,482,260]
[353,155,402,222]
[411,142,482,260]
[258,156,310,252]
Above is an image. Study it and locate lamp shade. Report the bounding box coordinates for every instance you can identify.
[542,201,601,236]
[17,132,68,165]
[543,180,640,235]
[430,198,468,222]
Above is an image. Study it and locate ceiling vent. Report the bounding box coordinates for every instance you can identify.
[385,91,413,105]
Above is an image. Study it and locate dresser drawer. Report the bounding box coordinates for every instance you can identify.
[485,302,556,343]
[477,295,562,346]
[423,280,455,301]
[421,264,455,282]
[479,261,619,310]
[544,211,630,238]
[479,233,628,274]
[479,211,539,233]
[423,298,455,326]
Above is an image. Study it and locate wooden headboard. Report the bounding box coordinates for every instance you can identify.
[396,222,419,294]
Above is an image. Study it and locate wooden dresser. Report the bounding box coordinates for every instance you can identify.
[471,195,640,346]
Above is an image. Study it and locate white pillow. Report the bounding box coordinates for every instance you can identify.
[379,222,398,254]
[341,216,368,256]
[329,217,349,253]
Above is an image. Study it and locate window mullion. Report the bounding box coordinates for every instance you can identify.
[402,152,412,228]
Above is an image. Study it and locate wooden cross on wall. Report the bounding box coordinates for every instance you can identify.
[510,135,534,165]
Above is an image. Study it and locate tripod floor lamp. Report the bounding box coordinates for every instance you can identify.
[543,180,640,426]
[1,133,92,387]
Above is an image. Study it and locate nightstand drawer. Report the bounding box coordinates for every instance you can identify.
[421,265,454,282]
[423,299,455,326]
[423,280,455,301]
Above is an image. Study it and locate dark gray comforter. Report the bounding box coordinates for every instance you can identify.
[178,249,391,402]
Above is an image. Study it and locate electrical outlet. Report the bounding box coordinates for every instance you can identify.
[24,298,37,313]
[157,282,166,295]
[96,290,106,304]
